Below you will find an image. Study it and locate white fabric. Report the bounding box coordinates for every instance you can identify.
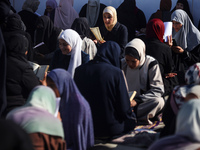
[54,0,78,30]
[82,37,97,60]
[171,9,200,51]
[86,0,100,27]
[187,85,200,99]
[176,99,200,142]
[58,29,82,78]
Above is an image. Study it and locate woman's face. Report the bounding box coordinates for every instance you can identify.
[47,76,60,98]
[46,6,53,13]
[59,39,72,55]
[176,2,184,10]
[125,55,140,69]
[172,20,183,32]
[103,13,114,27]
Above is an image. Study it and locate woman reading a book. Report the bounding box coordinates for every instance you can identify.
[121,38,165,125]
[49,29,89,78]
[99,6,128,58]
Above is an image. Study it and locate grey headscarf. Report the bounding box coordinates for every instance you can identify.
[171,9,200,51]
[22,0,40,13]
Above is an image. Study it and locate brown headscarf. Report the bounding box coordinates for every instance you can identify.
[154,0,172,20]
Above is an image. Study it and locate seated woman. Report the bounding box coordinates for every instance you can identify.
[6,85,66,150]
[121,38,165,125]
[74,41,136,139]
[34,15,62,65]
[47,69,94,150]
[145,18,178,97]
[49,29,89,78]
[171,9,200,80]
[99,6,128,58]
[71,17,97,60]
[3,34,40,117]
[149,99,200,150]
[160,63,200,138]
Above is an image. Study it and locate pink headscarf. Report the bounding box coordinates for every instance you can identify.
[54,0,78,30]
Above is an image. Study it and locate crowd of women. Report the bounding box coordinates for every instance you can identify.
[1,0,200,149]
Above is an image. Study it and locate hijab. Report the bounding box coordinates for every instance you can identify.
[6,85,64,138]
[34,15,61,52]
[46,0,57,9]
[124,38,146,93]
[146,18,165,43]
[58,29,82,78]
[176,99,200,142]
[117,0,137,14]
[93,41,121,68]
[71,17,91,39]
[170,63,200,115]
[103,6,117,31]
[5,34,28,62]
[86,0,100,27]
[22,0,40,13]
[171,9,200,51]
[54,0,78,30]
[47,69,94,150]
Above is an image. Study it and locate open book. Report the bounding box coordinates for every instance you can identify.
[163,22,172,42]
[28,61,49,80]
[90,27,104,42]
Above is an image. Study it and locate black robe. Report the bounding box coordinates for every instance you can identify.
[74,41,136,138]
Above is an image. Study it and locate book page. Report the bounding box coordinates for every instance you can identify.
[33,42,45,49]
[36,65,49,80]
[163,22,172,42]
[28,61,40,74]
[90,27,104,42]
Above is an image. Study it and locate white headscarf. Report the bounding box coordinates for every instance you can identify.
[86,0,100,27]
[58,29,82,78]
[103,6,117,31]
[54,0,78,30]
[171,9,200,51]
[176,99,200,142]
[124,38,146,94]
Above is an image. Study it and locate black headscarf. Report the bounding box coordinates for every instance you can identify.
[71,17,91,39]
[34,15,61,53]
[93,41,121,68]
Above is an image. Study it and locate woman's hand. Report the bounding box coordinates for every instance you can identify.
[99,40,106,44]
[40,72,47,86]
[171,46,184,53]
[165,35,172,47]
[130,99,137,107]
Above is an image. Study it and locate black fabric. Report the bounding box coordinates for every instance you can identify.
[125,47,140,60]
[149,11,171,22]
[79,3,107,27]
[0,0,11,24]
[34,15,61,64]
[50,50,89,71]
[145,38,178,96]
[71,17,91,39]
[18,10,39,42]
[0,119,34,150]
[99,22,128,58]
[3,13,34,61]
[74,41,136,138]
[3,34,40,117]
[117,0,146,42]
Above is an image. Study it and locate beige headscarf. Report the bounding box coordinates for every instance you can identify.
[103,6,117,31]
[22,0,40,13]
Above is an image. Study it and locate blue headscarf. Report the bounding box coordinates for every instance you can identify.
[94,41,121,68]
[47,68,94,150]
